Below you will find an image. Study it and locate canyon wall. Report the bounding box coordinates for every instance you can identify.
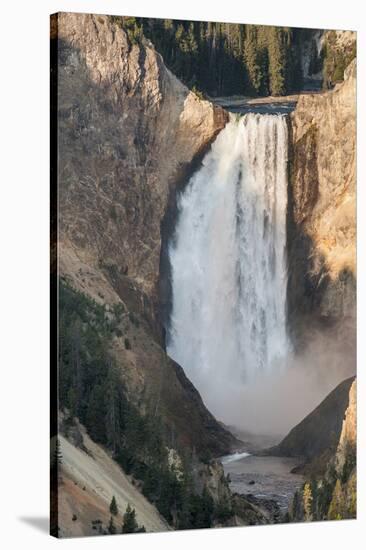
[288,58,356,337]
[267,62,357,521]
[55,12,228,326]
[54,12,235,457]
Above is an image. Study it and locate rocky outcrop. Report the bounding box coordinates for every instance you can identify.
[288,59,356,332]
[335,379,356,474]
[192,459,231,505]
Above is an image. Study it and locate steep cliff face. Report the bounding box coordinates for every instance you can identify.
[55,12,228,322]
[54,12,235,456]
[288,59,356,333]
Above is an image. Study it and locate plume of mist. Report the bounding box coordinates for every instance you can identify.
[207,318,356,439]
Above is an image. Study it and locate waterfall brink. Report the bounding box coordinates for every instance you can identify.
[167,113,291,422]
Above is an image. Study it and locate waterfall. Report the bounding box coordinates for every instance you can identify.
[167,113,291,420]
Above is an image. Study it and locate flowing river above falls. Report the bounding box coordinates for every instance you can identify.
[221,452,304,514]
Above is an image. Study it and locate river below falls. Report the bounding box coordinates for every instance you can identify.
[221,452,304,514]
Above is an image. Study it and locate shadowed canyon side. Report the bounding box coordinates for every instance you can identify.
[167,114,291,421]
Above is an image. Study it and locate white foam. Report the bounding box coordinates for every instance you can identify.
[221,452,251,465]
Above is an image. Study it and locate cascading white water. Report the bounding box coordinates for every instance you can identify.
[167,113,291,422]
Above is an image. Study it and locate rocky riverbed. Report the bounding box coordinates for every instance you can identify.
[222,453,304,514]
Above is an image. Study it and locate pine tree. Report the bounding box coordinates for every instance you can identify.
[268,27,286,96]
[85,383,106,443]
[109,495,118,516]
[291,489,299,520]
[303,482,313,521]
[310,478,319,520]
[71,319,83,412]
[137,17,310,97]
[54,437,62,466]
[347,472,357,519]
[122,504,139,534]
[328,479,344,520]
[108,515,117,534]
[105,362,120,453]
[244,27,262,95]
[309,39,320,75]
[288,38,304,91]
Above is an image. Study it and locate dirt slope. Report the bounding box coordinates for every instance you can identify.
[58,428,169,537]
